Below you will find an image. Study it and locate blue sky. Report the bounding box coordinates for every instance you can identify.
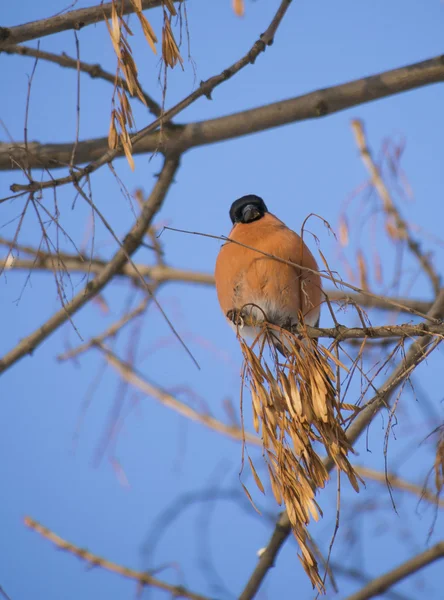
[1,1,444,599]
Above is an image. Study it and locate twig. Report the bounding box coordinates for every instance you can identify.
[23,516,208,600]
[100,345,444,509]
[238,289,444,600]
[23,42,40,180]
[0,155,180,375]
[57,296,150,361]
[3,54,444,173]
[330,563,412,600]
[344,541,444,600]
[306,322,444,340]
[354,465,444,509]
[9,0,292,192]
[3,44,163,117]
[351,120,440,295]
[0,246,215,284]
[100,345,259,445]
[0,586,12,600]
[0,0,175,49]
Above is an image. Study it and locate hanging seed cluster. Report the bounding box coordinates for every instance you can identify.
[239,323,362,591]
[106,1,182,169]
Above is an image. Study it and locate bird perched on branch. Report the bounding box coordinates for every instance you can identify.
[214,195,360,593]
[214,194,322,351]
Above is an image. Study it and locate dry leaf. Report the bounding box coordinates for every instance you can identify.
[241,482,262,515]
[357,249,369,291]
[248,456,265,494]
[233,0,245,17]
[338,215,349,247]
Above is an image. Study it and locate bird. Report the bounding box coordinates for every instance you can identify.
[214,194,322,353]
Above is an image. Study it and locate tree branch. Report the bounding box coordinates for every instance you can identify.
[2,44,163,117]
[1,232,437,324]
[344,541,444,600]
[0,0,172,49]
[98,345,444,510]
[1,250,435,315]
[355,465,444,509]
[57,297,150,361]
[1,254,216,285]
[100,345,259,445]
[238,289,444,600]
[24,516,208,600]
[330,563,412,600]
[7,0,294,192]
[2,54,444,173]
[351,119,441,295]
[0,154,180,375]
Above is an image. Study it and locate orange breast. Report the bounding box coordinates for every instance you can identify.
[214,213,322,327]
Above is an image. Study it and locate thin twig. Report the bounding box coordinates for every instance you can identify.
[330,563,412,600]
[354,465,444,509]
[0,154,180,375]
[351,120,440,295]
[71,179,199,369]
[100,345,259,445]
[344,541,444,600]
[23,516,208,600]
[9,0,293,192]
[100,345,444,510]
[0,586,12,600]
[57,297,150,361]
[3,44,164,117]
[70,31,81,168]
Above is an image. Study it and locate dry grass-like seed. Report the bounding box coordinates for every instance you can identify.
[238,318,362,592]
[233,0,245,17]
[105,0,183,169]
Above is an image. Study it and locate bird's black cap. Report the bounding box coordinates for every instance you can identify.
[229,195,268,224]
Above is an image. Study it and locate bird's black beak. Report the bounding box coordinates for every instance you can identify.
[241,204,260,223]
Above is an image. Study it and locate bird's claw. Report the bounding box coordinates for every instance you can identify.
[227,309,245,328]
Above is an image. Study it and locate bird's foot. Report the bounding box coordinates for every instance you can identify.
[226,308,246,328]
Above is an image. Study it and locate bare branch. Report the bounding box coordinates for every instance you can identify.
[0,585,12,600]
[1,254,215,286]
[238,289,444,600]
[101,344,444,509]
[0,0,174,49]
[355,465,444,509]
[344,541,444,600]
[57,297,150,361]
[101,345,259,445]
[8,0,294,192]
[352,119,441,294]
[1,239,435,316]
[330,563,412,600]
[0,155,180,375]
[2,55,444,173]
[3,44,163,117]
[24,516,209,600]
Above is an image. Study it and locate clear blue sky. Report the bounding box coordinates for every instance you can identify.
[1,1,444,599]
